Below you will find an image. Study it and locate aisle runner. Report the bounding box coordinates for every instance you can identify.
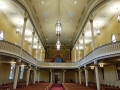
[50,84,63,90]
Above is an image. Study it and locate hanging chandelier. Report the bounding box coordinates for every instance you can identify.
[56,38,61,50]
[55,20,62,36]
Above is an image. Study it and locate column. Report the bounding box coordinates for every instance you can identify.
[20,13,28,56]
[78,69,82,84]
[33,69,36,84]
[82,33,86,57]
[75,71,77,83]
[90,18,95,50]
[13,63,20,89]
[26,65,31,86]
[63,70,66,82]
[94,61,100,90]
[74,47,76,62]
[36,40,39,59]
[38,69,40,82]
[77,41,80,60]
[40,47,42,61]
[30,31,35,56]
[50,69,53,82]
[84,66,88,86]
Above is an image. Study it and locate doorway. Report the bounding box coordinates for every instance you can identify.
[54,73,62,84]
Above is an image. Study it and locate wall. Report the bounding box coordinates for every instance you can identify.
[65,70,75,82]
[72,15,120,61]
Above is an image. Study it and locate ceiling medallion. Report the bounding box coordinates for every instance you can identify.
[68,12,74,18]
[43,11,49,17]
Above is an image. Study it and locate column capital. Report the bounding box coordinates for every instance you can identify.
[37,40,39,43]
[82,32,85,36]
[32,31,35,35]
[24,17,27,21]
[89,19,93,23]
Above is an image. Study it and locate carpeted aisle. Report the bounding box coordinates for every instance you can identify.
[50,84,64,90]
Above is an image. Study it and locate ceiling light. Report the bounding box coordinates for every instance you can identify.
[56,20,62,36]
[75,1,76,4]
[99,63,104,67]
[56,38,61,50]
[42,1,44,4]
[90,66,94,70]
[71,20,72,21]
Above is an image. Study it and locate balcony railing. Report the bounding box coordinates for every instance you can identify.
[0,40,120,68]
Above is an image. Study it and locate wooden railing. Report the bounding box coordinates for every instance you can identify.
[0,40,120,68]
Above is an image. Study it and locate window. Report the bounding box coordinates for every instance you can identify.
[116,64,120,80]
[0,31,4,40]
[101,68,104,79]
[20,66,24,79]
[111,34,116,42]
[9,64,15,79]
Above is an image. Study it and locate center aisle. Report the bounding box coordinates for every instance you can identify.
[50,84,64,90]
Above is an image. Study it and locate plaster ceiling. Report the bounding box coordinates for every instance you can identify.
[0,0,120,50]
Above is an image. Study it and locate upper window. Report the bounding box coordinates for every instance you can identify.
[9,64,15,79]
[0,31,4,40]
[111,34,116,43]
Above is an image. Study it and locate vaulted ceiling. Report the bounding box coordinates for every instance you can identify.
[0,0,119,50]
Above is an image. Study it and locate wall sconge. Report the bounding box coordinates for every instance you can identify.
[90,66,94,70]
[16,28,20,34]
[117,14,120,23]
[99,63,104,67]
[24,37,28,42]
[97,29,100,35]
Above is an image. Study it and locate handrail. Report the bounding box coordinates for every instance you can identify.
[0,40,38,66]
[0,40,120,68]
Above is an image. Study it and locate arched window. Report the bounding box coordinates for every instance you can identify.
[9,64,15,79]
[20,66,24,79]
[111,34,116,42]
[0,31,4,40]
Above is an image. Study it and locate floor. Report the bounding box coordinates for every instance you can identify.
[50,84,64,90]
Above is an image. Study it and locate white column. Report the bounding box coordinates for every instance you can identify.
[13,64,20,89]
[78,69,82,84]
[40,47,42,61]
[36,41,39,59]
[77,42,80,60]
[75,72,77,83]
[38,70,40,82]
[74,47,76,62]
[26,66,31,86]
[30,32,35,56]
[82,33,86,57]
[33,69,36,84]
[63,70,66,82]
[84,66,88,86]
[94,61,100,90]
[20,13,28,56]
[90,18,95,50]
[50,69,53,82]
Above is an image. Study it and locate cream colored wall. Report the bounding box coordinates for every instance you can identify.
[40,69,49,82]
[0,13,32,56]
[75,15,120,60]
[65,70,75,82]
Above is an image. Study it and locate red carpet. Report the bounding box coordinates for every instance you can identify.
[50,84,63,90]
